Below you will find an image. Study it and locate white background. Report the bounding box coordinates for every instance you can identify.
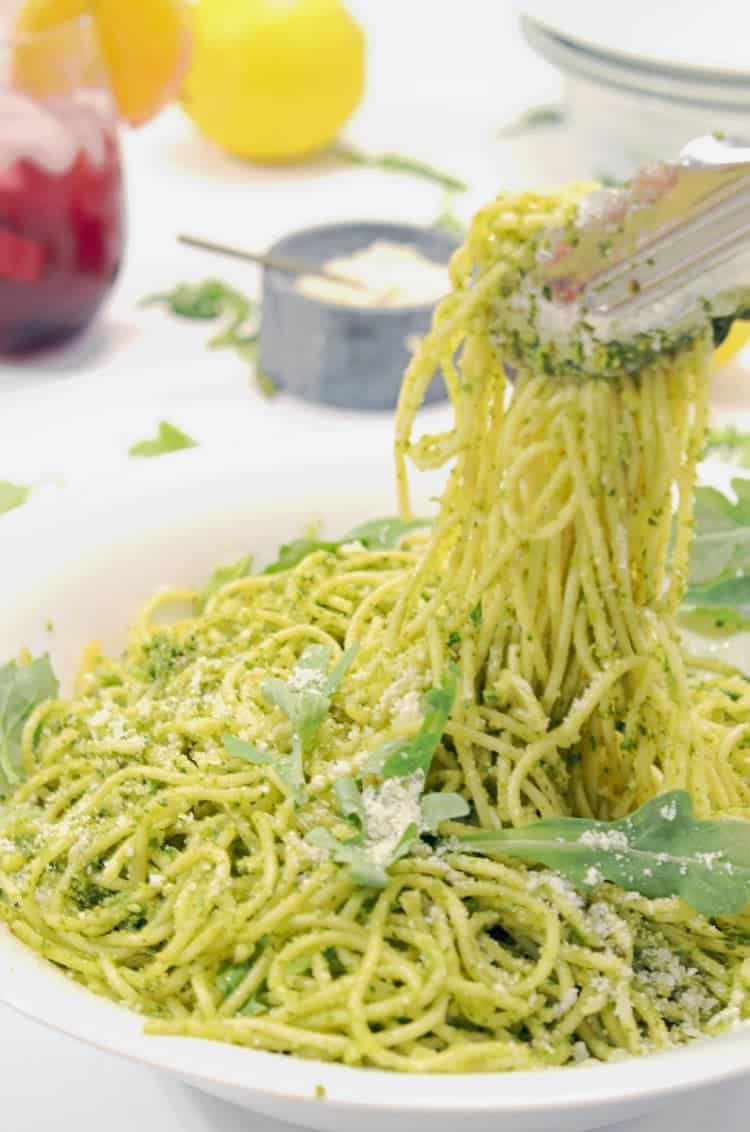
[1,2,749,1128]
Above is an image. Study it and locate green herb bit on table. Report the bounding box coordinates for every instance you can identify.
[433,190,466,240]
[0,481,30,516]
[128,420,197,459]
[331,142,468,193]
[141,279,275,398]
[496,103,565,138]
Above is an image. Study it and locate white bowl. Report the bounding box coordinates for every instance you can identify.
[519,16,750,173]
[1,450,749,1132]
[520,18,750,110]
[519,0,750,79]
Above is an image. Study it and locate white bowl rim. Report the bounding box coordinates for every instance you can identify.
[521,17,750,112]
[1,450,749,1115]
[519,2,750,81]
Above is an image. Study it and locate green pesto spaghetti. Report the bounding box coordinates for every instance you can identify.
[2,184,750,1073]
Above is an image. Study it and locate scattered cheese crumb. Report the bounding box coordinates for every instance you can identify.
[287,665,327,693]
[579,829,629,851]
[552,987,579,1018]
[362,771,425,866]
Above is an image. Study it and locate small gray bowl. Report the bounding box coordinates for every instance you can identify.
[259,221,460,411]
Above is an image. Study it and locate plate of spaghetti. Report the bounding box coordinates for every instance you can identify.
[1,183,749,1132]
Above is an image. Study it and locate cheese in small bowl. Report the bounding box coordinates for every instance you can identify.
[260,220,460,410]
[295,239,450,309]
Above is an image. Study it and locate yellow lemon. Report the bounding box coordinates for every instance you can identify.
[15,0,191,125]
[714,320,750,370]
[182,0,365,163]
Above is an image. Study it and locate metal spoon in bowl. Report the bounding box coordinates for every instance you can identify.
[177,233,368,291]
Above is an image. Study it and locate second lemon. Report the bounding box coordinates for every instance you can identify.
[182,0,365,163]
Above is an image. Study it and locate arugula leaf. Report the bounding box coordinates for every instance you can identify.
[291,643,353,698]
[306,785,468,889]
[273,747,306,805]
[215,962,268,1015]
[390,822,421,863]
[344,517,432,550]
[223,735,274,765]
[129,420,197,459]
[251,645,357,801]
[332,142,467,193]
[306,827,389,889]
[239,994,268,1016]
[142,279,255,347]
[141,279,270,397]
[366,667,457,779]
[704,426,750,468]
[496,103,565,138]
[0,481,30,516]
[420,791,469,833]
[323,646,359,696]
[459,791,750,918]
[142,280,233,320]
[263,537,339,575]
[199,554,253,607]
[262,517,432,575]
[216,961,250,996]
[263,645,334,753]
[254,367,278,397]
[680,606,750,637]
[334,776,366,828]
[223,733,305,804]
[678,479,750,636]
[433,191,466,240]
[262,646,354,753]
[0,654,59,794]
[684,572,750,617]
[687,479,750,588]
[206,295,253,348]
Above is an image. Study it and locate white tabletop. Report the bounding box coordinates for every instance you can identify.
[2,4,749,1128]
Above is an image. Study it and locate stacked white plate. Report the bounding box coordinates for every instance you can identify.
[520,0,750,173]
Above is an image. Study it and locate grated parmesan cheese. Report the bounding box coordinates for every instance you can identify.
[288,666,328,693]
[552,987,579,1018]
[579,829,629,851]
[362,771,425,867]
[659,799,678,821]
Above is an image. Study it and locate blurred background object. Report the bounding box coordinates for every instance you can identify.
[259,220,458,409]
[15,0,190,124]
[182,0,365,162]
[519,0,750,182]
[0,12,124,354]
[1,0,750,398]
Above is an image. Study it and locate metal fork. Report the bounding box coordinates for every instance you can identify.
[535,135,750,350]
